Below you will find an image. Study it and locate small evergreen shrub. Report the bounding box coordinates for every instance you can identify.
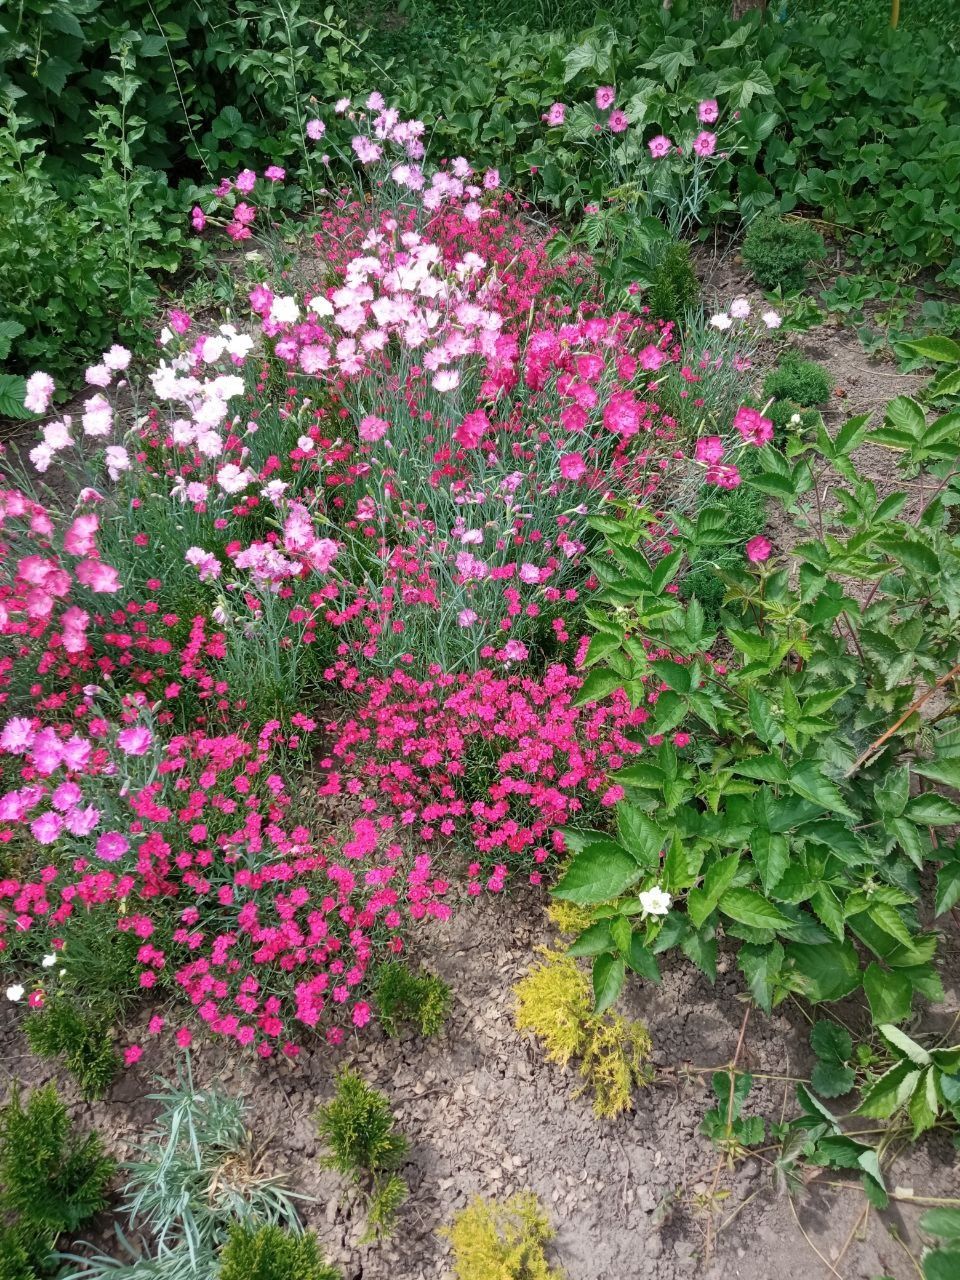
[763,355,832,406]
[742,213,826,292]
[442,1192,564,1280]
[645,241,700,325]
[24,999,120,1101]
[374,961,451,1038]
[513,950,652,1118]
[0,1223,43,1280]
[316,1070,409,1240]
[0,1085,115,1239]
[218,1223,341,1280]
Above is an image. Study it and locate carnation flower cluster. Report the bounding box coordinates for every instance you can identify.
[1,96,774,1063]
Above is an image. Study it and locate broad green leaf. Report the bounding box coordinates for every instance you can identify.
[908,1067,939,1136]
[935,860,960,917]
[863,963,913,1025]
[905,794,960,826]
[857,1060,921,1118]
[925,1250,960,1280]
[788,763,855,818]
[748,687,782,746]
[592,952,625,1014]
[615,805,664,870]
[625,936,661,983]
[719,888,790,933]
[737,941,784,1014]
[552,840,644,905]
[879,1024,930,1066]
[900,336,960,364]
[811,1060,856,1098]
[568,920,614,956]
[914,758,960,789]
[920,1209,960,1241]
[786,940,861,1002]
[574,666,623,705]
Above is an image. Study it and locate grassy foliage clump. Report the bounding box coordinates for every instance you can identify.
[374,961,451,1038]
[442,1192,564,1280]
[763,354,832,407]
[316,1069,408,1240]
[0,1083,114,1274]
[218,1223,341,1280]
[646,241,700,325]
[742,212,826,292]
[513,950,652,1118]
[24,999,120,1101]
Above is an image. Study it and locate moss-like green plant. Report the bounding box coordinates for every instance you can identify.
[545,902,595,937]
[315,1069,408,1239]
[0,1084,115,1240]
[768,398,821,435]
[374,960,450,1038]
[763,355,832,406]
[24,998,120,1101]
[646,241,700,324]
[742,212,826,292]
[441,1192,565,1280]
[218,1223,341,1280]
[513,950,651,1118]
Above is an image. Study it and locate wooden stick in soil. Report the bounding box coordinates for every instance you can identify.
[844,661,960,776]
[702,1005,751,1265]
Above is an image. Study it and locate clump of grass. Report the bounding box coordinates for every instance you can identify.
[442,1192,565,1280]
[513,949,652,1118]
[374,960,450,1038]
[315,1069,408,1241]
[646,240,700,325]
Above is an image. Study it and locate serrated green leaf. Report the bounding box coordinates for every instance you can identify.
[863,963,913,1025]
[553,840,644,905]
[737,941,784,1014]
[592,952,625,1014]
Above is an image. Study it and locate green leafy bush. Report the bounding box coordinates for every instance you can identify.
[741,212,826,293]
[768,399,820,435]
[763,354,832,407]
[218,1224,341,1280]
[560,337,960,1035]
[0,1084,114,1239]
[374,960,451,1038]
[316,1069,408,1240]
[24,999,120,1101]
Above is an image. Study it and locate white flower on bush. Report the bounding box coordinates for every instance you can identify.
[638,886,672,918]
[82,394,113,438]
[269,295,300,325]
[729,297,751,319]
[5,984,24,1002]
[709,313,733,331]
[41,954,57,969]
[762,310,782,329]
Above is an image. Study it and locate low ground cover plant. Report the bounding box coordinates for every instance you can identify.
[741,212,826,293]
[218,1223,342,1280]
[442,1192,565,1280]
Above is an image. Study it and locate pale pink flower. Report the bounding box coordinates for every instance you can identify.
[693,131,716,157]
[608,110,629,134]
[595,86,616,110]
[24,372,55,414]
[647,134,671,157]
[698,99,719,124]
